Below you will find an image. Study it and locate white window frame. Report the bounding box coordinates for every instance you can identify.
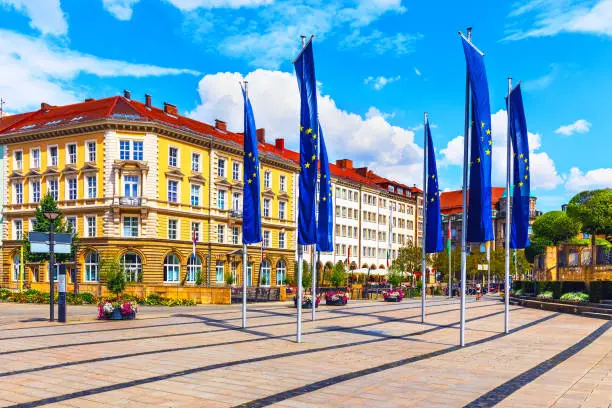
[278,232,285,249]
[191,184,201,206]
[168,219,178,240]
[66,216,77,234]
[30,147,40,169]
[86,175,97,199]
[66,143,77,165]
[263,230,271,247]
[168,146,179,168]
[232,162,240,180]
[31,180,41,203]
[48,178,59,201]
[263,199,271,218]
[276,260,286,286]
[122,216,139,237]
[232,227,240,245]
[217,189,226,210]
[132,140,143,161]
[232,192,241,211]
[191,222,200,242]
[66,178,77,201]
[279,175,286,192]
[85,215,97,237]
[164,254,180,283]
[13,219,23,240]
[167,180,179,203]
[215,261,225,284]
[264,171,271,188]
[13,149,23,171]
[217,224,225,243]
[86,140,97,162]
[186,255,201,283]
[48,145,58,167]
[260,260,271,287]
[278,201,286,220]
[217,158,226,177]
[84,252,100,282]
[192,152,200,172]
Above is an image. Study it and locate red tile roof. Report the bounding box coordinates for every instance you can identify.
[0,95,421,199]
[440,187,506,215]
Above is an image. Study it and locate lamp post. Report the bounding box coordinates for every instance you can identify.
[44,210,59,322]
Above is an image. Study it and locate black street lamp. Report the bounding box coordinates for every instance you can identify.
[43,210,59,322]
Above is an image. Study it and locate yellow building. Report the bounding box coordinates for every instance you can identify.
[0,93,298,291]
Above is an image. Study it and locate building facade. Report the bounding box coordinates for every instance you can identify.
[0,94,298,289]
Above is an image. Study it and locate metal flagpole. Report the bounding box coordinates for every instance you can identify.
[242,81,249,329]
[459,27,472,347]
[448,218,452,299]
[312,246,316,321]
[505,78,512,334]
[486,241,491,295]
[296,34,307,343]
[421,112,428,322]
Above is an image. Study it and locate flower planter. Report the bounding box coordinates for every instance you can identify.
[98,300,138,320]
[293,295,320,309]
[326,299,348,306]
[111,307,123,320]
[384,297,401,302]
[324,292,349,306]
[382,290,404,302]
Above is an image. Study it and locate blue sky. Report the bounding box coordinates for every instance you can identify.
[1,0,611,212]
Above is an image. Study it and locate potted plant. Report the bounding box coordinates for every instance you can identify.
[382,289,404,302]
[293,294,321,309]
[98,300,138,320]
[325,291,349,306]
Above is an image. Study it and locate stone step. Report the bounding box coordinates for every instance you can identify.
[580,311,612,320]
[600,300,612,305]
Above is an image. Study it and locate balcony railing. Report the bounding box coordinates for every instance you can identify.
[118,196,143,206]
[230,209,243,218]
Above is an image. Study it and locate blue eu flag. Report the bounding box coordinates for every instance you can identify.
[508,84,531,249]
[317,122,333,252]
[294,39,319,245]
[241,87,262,245]
[425,121,444,254]
[462,37,494,243]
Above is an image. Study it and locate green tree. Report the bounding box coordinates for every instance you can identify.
[566,189,612,265]
[532,211,580,245]
[387,266,402,287]
[391,242,422,275]
[525,236,552,263]
[330,261,346,287]
[23,194,80,264]
[101,259,125,296]
[432,247,461,284]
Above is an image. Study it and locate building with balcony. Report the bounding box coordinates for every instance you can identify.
[0,93,298,289]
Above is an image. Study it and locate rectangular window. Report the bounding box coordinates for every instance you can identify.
[132,141,143,161]
[280,175,286,191]
[279,201,286,220]
[232,162,240,180]
[87,142,96,162]
[191,185,200,206]
[67,178,77,200]
[66,217,77,234]
[14,220,23,240]
[67,143,77,164]
[264,171,271,188]
[217,190,226,209]
[49,146,58,167]
[124,175,139,197]
[31,148,40,168]
[31,181,41,203]
[217,158,225,177]
[86,216,96,237]
[215,261,224,284]
[87,176,97,198]
[14,150,23,170]
[120,140,130,160]
[123,217,138,237]
[168,219,178,240]
[232,192,241,211]
[48,179,58,201]
[167,180,178,203]
[217,225,225,243]
[192,153,200,172]
[169,147,178,167]
[263,230,270,247]
[191,222,200,241]
[232,227,240,245]
[278,232,285,249]
[263,199,270,217]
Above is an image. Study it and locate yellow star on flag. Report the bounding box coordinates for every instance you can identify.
[519,181,524,187]
[323,174,326,178]
[519,153,523,158]
[248,152,252,157]
[252,172,256,178]
[485,149,491,155]
[247,179,252,184]
[311,154,316,161]
[306,128,312,134]
[526,166,529,171]
[431,197,434,202]
[313,134,317,140]
[322,197,326,201]
[481,121,485,129]
[476,157,481,163]
[486,129,491,135]
[488,140,492,145]
[524,158,528,163]
[305,162,310,168]
[524,174,528,180]
[300,126,304,132]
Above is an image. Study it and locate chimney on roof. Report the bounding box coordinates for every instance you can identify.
[145,94,152,108]
[215,119,227,131]
[256,128,265,144]
[164,102,178,115]
[275,138,285,150]
[40,102,52,111]
[123,90,131,99]
[84,98,94,102]
[336,159,353,169]
[355,167,368,177]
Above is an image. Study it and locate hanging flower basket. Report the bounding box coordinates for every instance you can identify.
[293,294,321,309]
[325,291,349,306]
[382,289,404,302]
[98,301,138,320]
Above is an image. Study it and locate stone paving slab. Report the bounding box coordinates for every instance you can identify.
[0,298,610,407]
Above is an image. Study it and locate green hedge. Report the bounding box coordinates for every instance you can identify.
[589,281,612,303]
[513,280,609,301]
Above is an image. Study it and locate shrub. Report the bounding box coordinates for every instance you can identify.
[144,293,163,305]
[80,292,96,304]
[387,270,402,287]
[67,293,84,305]
[330,262,346,287]
[537,291,553,300]
[24,289,41,296]
[103,260,126,295]
[588,281,612,303]
[560,292,590,303]
[0,288,11,300]
[515,288,524,296]
[225,273,235,286]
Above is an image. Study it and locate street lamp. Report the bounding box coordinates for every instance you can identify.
[44,210,59,322]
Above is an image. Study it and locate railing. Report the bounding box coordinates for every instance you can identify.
[118,196,143,206]
[231,287,280,303]
[229,209,243,218]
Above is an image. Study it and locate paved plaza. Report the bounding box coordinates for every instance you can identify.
[0,298,610,408]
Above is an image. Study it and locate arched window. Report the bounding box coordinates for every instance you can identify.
[12,254,21,281]
[164,254,180,282]
[215,261,225,284]
[85,252,100,282]
[275,260,286,286]
[187,255,201,283]
[261,260,271,286]
[121,252,142,282]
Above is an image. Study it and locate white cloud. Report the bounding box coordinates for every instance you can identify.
[505,0,612,40]
[554,119,591,136]
[566,167,612,192]
[341,30,422,56]
[188,69,423,185]
[523,64,559,90]
[364,75,400,90]
[102,0,141,20]
[414,67,421,76]
[440,109,562,190]
[165,0,273,10]
[0,29,200,111]
[0,0,67,35]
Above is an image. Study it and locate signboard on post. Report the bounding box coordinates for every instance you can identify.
[477,264,489,271]
[29,232,72,254]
